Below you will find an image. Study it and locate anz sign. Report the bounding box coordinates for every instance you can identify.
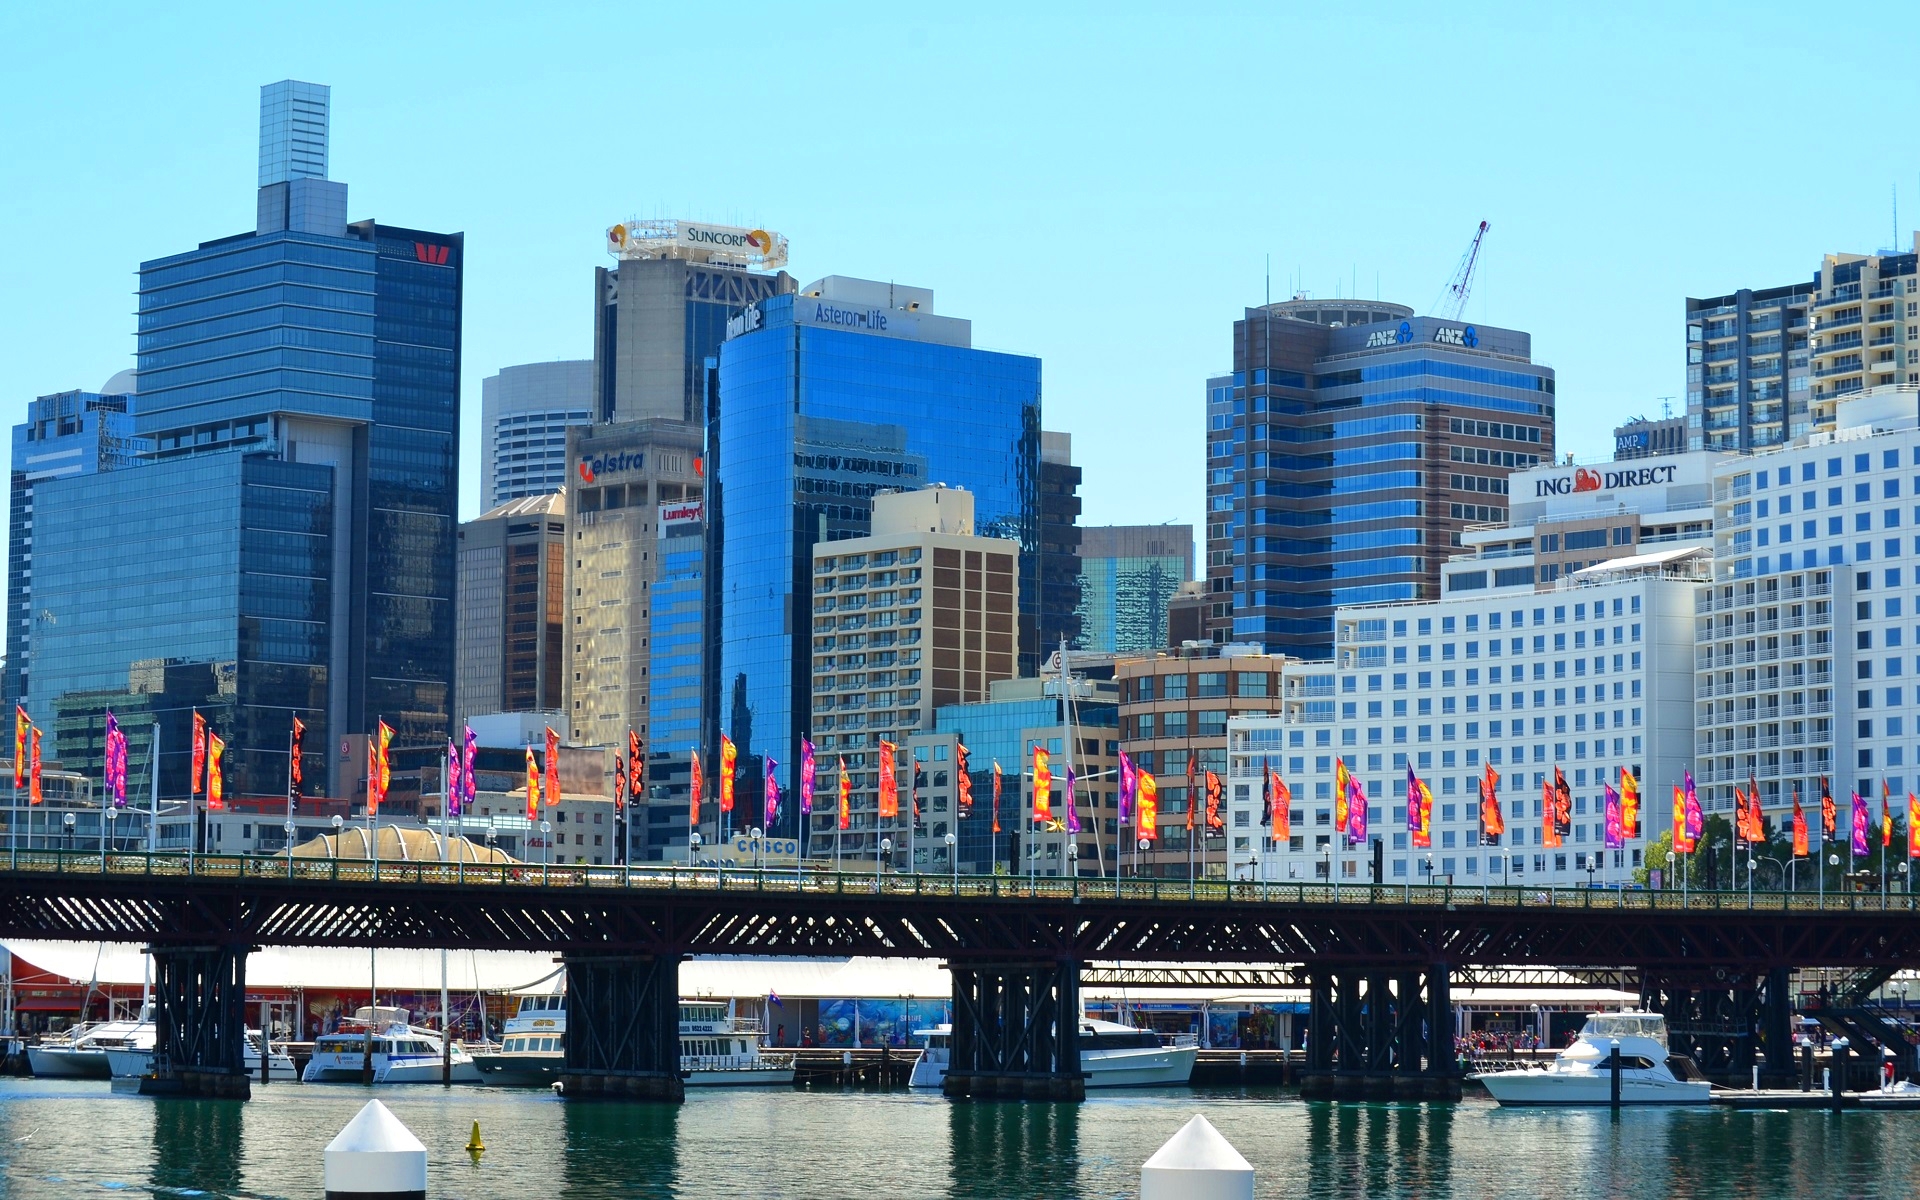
[1364,321,1478,350]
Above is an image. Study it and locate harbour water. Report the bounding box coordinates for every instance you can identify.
[2,1079,1918,1198]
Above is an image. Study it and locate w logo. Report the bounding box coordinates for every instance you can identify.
[413,243,450,265]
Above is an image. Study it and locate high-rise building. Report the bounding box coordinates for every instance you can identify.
[713,277,1042,812]
[1035,431,1084,664]
[454,491,566,725]
[1685,237,1920,454]
[1205,300,1555,658]
[1077,525,1193,654]
[1613,415,1687,460]
[593,220,795,425]
[640,494,706,861]
[480,362,591,506]
[7,383,143,709]
[803,487,1019,851]
[26,81,462,804]
[1685,283,1815,453]
[563,419,705,749]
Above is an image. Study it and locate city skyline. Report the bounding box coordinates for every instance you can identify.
[7,3,1920,565]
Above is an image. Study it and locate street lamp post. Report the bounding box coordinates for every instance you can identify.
[63,811,75,855]
[750,827,764,884]
[878,837,892,892]
[1137,837,1149,883]
[945,832,957,892]
[104,808,116,856]
[540,819,551,884]
[284,818,296,879]
[331,814,344,860]
[1321,844,1333,899]
[1828,852,1840,907]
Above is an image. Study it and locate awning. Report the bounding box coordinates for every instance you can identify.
[1570,545,1707,579]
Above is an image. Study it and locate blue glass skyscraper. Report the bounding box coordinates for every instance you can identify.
[712,278,1040,816]
[25,81,461,804]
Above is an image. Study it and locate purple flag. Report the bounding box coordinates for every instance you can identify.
[1064,767,1081,834]
[800,739,816,815]
[764,755,781,829]
[104,711,127,809]
[447,738,461,817]
[1684,770,1703,841]
[1347,776,1368,845]
[1118,751,1136,825]
[1852,791,1871,857]
[461,725,478,813]
[1603,783,1624,850]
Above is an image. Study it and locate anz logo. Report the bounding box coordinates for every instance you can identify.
[1433,325,1479,348]
[1365,321,1417,349]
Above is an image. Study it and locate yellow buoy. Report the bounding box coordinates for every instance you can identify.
[466,1119,485,1156]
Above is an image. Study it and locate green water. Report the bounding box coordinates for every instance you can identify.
[1,1079,1916,1198]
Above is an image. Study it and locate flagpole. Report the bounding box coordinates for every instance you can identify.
[148,720,159,855]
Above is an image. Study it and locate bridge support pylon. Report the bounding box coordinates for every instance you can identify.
[560,954,684,1103]
[942,960,1084,1101]
[1642,967,1795,1086]
[146,943,252,1099]
[1299,964,1459,1101]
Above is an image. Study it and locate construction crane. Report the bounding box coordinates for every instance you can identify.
[1436,220,1490,320]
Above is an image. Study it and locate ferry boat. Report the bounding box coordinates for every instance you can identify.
[26,1007,154,1079]
[475,994,796,1087]
[302,1006,482,1084]
[908,1018,1200,1089]
[1473,1011,1712,1106]
[103,1028,298,1082]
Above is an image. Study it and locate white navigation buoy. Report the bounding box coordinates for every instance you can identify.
[1140,1114,1254,1200]
[324,1099,427,1200]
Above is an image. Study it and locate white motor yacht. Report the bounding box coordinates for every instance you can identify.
[103,1028,297,1082]
[908,1018,1199,1090]
[477,995,797,1088]
[302,1007,481,1084]
[472,992,567,1088]
[1474,1011,1712,1106]
[27,1007,154,1079]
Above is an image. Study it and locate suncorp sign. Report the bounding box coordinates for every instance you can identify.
[1533,464,1678,497]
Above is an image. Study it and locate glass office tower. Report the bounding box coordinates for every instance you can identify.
[24,81,460,805]
[713,278,1041,799]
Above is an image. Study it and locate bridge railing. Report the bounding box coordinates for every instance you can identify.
[4,848,1915,913]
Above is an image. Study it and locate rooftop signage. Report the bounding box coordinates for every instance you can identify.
[1533,463,1679,498]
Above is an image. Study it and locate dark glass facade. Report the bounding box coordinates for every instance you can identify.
[1207,303,1555,658]
[713,292,1041,794]
[1035,434,1083,663]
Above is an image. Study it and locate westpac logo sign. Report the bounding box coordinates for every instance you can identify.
[413,242,451,265]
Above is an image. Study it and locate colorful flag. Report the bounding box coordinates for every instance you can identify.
[1269,764,1291,840]
[191,710,206,796]
[1064,766,1080,834]
[1137,771,1158,842]
[956,741,973,818]
[1260,759,1273,828]
[1346,775,1368,845]
[1552,767,1572,841]
[613,758,627,812]
[628,730,643,802]
[104,711,126,810]
[1851,791,1870,857]
[719,737,737,814]
[449,738,463,815]
[1542,776,1562,848]
[1334,759,1351,834]
[462,726,477,812]
[1749,787,1766,848]
[839,757,852,831]
[1684,771,1703,843]
[28,725,42,806]
[764,755,781,828]
[800,738,817,815]
[1909,794,1920,860]
[376,719,394,803]
[543,726,560,807]
[1480,764,1504,846]
[1733,786,1751,844]
[1186,751,1196,815]
[878,741,898,820]
[12,705,26,791]
[910,755,920,822]
[1118,750,1135,825]
[1620,768,1639,838]
[1792,789,1808,858]
[1032,745,1052,824]
[1673,785,1693,854]
[690,748,704,827]
[1407,766,1432,850]
[206,731,224,812]
[991,761,1003,835]
[1603,783,1624,850]
[525,745,539,819]
[291,715,307,809]
[1821,777,1837,842]
[1201,770,1220,831]
[1883,782,1895,849]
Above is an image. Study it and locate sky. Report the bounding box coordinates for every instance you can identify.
[4,2,1919,547]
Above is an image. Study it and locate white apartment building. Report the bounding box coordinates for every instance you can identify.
[1697,385,1920,830]
[1222,455,1723,886]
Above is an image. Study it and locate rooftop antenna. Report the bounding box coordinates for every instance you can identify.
[1265,254,1270,307]
[1658,395,1675,420]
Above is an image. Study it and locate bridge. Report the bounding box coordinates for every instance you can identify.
[5,849,1917,1100]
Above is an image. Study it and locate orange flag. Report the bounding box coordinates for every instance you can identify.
[1908,794,1920,860]
[1792,789,1809,858]
[719,737,737,814]
[1137,772,1159,842]
[1031,745,1052,823]
[524,745,539,820]
[28,726,42,806]
[1543,776,1561,848]
[838,757,851,831]
[1269,765,1291,840]
[544,726,560,807]
[878,741,898,819]
[1620,769,1640,838]
[12,706,27,790]
[206,732,225,812]
[689,748,704,827]
[191,710,206,796]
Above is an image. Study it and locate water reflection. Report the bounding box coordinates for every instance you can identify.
[149,1097,245,1196]
[562,1099,680,1198]
[947,1100,1081,1199]
[1303,1102,1457,1199]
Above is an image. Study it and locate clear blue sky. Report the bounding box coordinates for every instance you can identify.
[4,2,1918,541]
